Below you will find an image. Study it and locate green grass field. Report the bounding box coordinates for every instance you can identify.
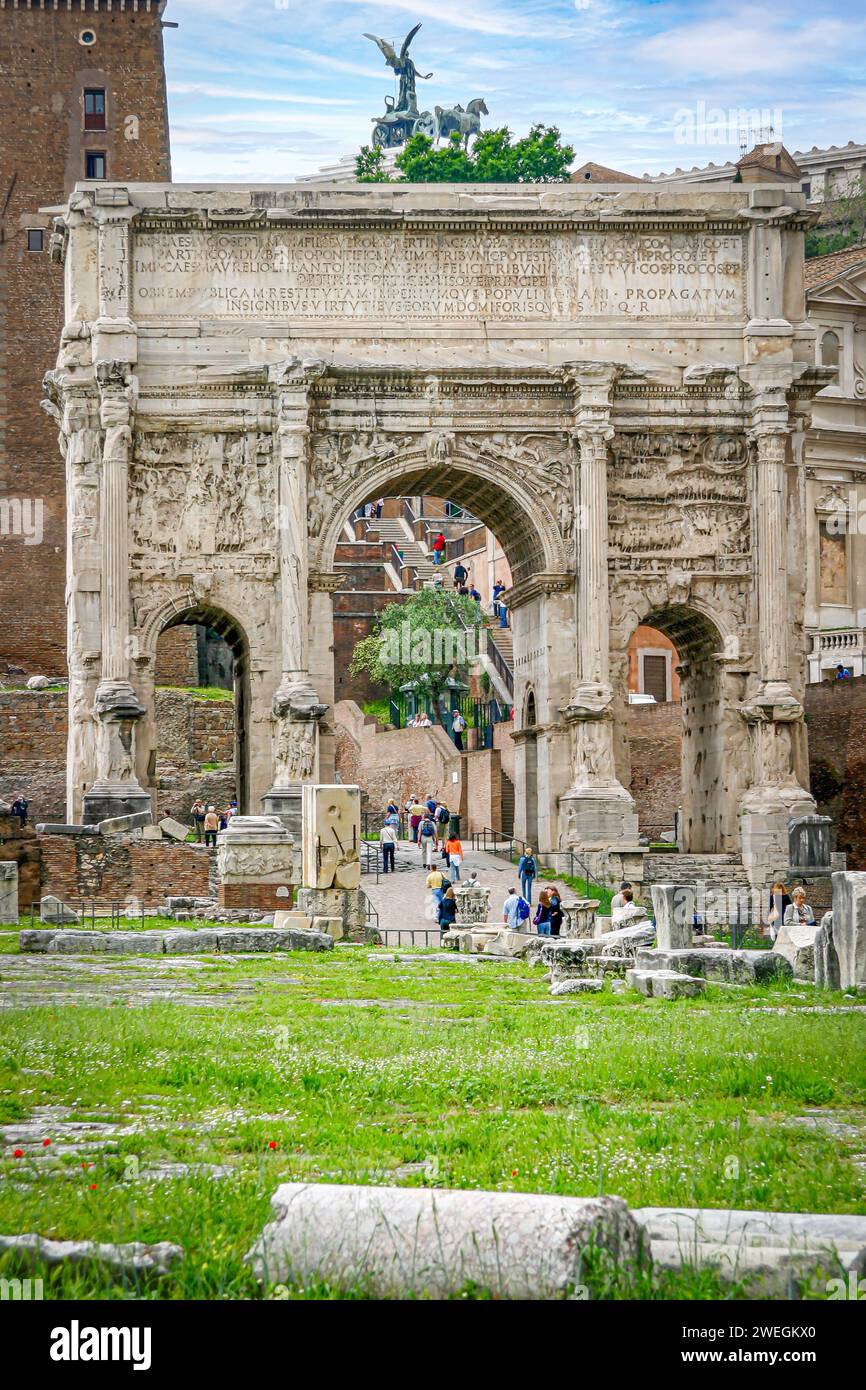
[0,944,864,1299]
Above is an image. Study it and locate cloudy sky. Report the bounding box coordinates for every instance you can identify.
[164,0,866,182]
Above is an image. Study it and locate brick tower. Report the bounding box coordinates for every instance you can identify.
[0,0,172,677]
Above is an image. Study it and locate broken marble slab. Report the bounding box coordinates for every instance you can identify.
[0,1233,183,1276]
[626,969,707,999]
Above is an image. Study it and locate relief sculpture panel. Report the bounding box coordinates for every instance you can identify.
[608,431,750,570]
[129,431,275,556]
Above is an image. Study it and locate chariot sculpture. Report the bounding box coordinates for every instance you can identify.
[364,23,486,151]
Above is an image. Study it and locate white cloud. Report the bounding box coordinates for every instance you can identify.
[638,13,849,78]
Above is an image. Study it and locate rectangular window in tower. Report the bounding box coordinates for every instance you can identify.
[85,152,107,180]
[84,89,106,131]
[26,229,44,253]
[642,653,669,703]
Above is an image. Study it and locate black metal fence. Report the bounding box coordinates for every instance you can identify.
[28,900,147,930]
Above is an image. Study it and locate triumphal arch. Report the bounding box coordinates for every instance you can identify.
[45,179,828,882]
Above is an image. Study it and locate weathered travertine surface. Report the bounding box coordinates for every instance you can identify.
[0,862,18,926]
[46,181,825,876]
[246,1182,644,1298]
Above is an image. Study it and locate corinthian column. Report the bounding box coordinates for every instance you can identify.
[82,361,150,825]
[262,361,327,837]
[559,364,637,851]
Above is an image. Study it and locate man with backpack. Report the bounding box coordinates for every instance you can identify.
[503,886,531,931]
[419,812,437,868]
[517,847,538,905]
[435,800,450,847]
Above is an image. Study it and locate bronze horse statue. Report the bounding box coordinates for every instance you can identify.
[434,98,489,150]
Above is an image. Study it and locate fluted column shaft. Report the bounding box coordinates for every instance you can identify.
[754,430,789,686]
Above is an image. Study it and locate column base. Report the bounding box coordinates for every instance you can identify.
[295,886,367,942]
[262,785,303,841]
[739,784,816,886]
[82,786,153,827]
[559,787,640,851]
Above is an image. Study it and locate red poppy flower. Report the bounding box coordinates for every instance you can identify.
[13,1148,23,1159]
[42,1138,51,1147]
[89,1183,98,1190]
[511,1169,518,1177]
[268,1141,277,1150]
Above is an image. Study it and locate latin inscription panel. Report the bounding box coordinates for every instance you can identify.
[132,229,746,322]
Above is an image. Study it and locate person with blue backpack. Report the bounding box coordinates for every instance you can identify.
[503,887,531,931]
[517,847,537,905]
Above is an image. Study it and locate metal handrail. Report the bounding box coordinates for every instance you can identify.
[359,888,380,943]
[28,899,147,930]
[485,628,514,697]
[468,829,608,902]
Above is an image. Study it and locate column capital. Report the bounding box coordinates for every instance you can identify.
[562,360,622,402]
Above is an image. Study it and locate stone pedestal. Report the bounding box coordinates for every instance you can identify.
[0,863,18,926]
[651,884,695,951]
[216,815,295,911]
[789,814,833,871]
[454,884,490,926]
[82,680,151,825]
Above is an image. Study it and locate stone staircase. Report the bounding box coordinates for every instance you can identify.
[488,625,513,669]
[368,519,437,587]
[641,852,753,927]
[500,769,515,836]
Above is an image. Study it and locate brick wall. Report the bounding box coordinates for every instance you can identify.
[0,687,236,826]
[804,675,866,867]
[0,1,171,676]
[39,832,210,909]
[334,699,467,820]
[154,625,199,688]
[627,701,683,831]
[464,748,502,834]
[0,814,41,912]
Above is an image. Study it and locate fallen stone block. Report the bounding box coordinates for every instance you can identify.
[35,824,92,837]
[39,895,79,925]
[26,675,51,690]
[595,921,656,957]
[162,931,218,955]
[46,931,110,953]
[18,929,58,953]
[550,978,604,996]
[0,1233,183,1277]
[773,919,818,980]
[141,826,164,842]
[831,871,866,991]
[584,955,629,977]
[102,932,167,955]
[273,911,313,932]
[482,928,532,958]
[632,1207,866,1295]
[815,912,841,991]
[159,816,190,843]
[651,884,695,951]
[245,1182,645,1299]
[216,927,333,953]
[626,969,706,999]
[313,916,344,942]
[97,811,153,837]
[634,947,791,984]
[540,939,592,975]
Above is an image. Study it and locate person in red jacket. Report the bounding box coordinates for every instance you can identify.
[432,531,446,565]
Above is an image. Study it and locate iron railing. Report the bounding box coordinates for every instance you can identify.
[28,899,147,930]
[359,888,380,943]
[469,829,609,904]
